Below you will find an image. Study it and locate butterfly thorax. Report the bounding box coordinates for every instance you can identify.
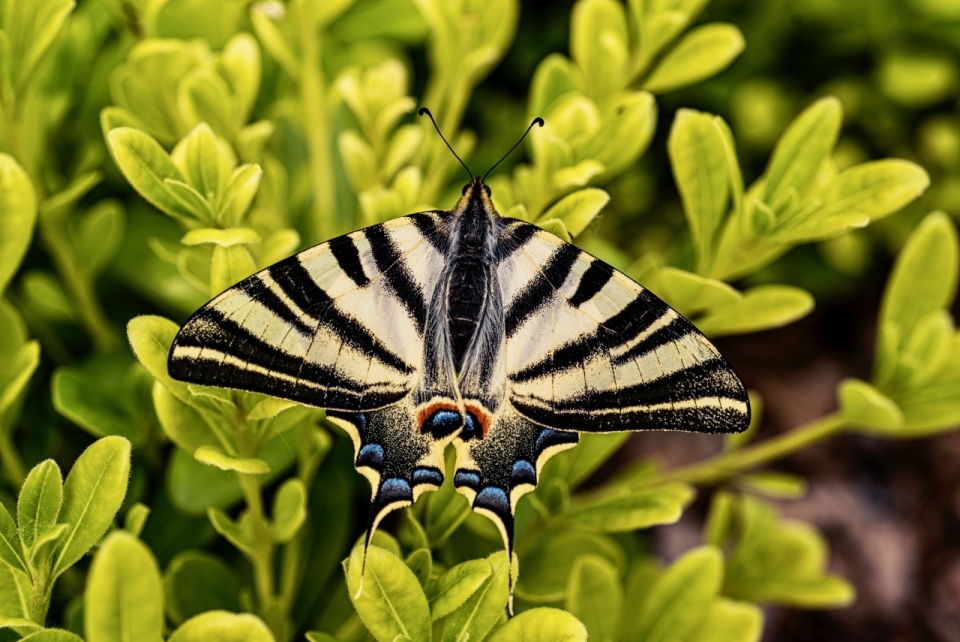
[446,180,500,373]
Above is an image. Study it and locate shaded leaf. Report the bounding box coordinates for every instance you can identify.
[163,550,241,626]
[565,554,622,642]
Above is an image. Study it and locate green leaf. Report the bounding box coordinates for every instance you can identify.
[651,268,741,318]
[0,154,37,296]
[688,598,763,642]
[538,188,609,238]
[248,397,298,421]
[20,630,85,642]
[762,98,842,204]
[486,608,587,642]
[163,550,241,626]
[344,544,432,642]
[4,0,74,92]
[124,503,150,537]
[561,482,694,532]
[552,432,628,489]
[305,633,338,642]
[423,457,470,547]
[106,128,195,223]
[778,160,929,242]
[694,285,814,337]
[270,478,307,543]
[0,563,32,620]
[570,0,629,101]
[207,508,253,554]
[429,558,493,620]
[839,378,904,434]
[630,546,723,642]
[194,446,270,475]
[529,54,582,119]
[17,460,63,552]
[405,548,432,587]
[220,33,261,122]
[879,211,959,351]
[517,531,625,603]
[441,551,510,642]
[181,227,260,247]
[642,24,745,93]
[152,384,222,454]
[536,217,572,241]
[53,437,132,577]
[580,91,658,176]
[0,618,40,631]
[565,554,622,642]
[210,244,257,295]
[84,532,163,642]
[0,502,26,573]
[218,165,262,227]
[668,110,729,268]
[736,471,808,500]
[167,611,275,642]
[178,70,238,139]
[52,360,146,444]
[171,124,222,201]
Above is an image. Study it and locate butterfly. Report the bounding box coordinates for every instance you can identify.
[167,108,750,604]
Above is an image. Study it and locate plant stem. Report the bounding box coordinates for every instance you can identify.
[0,424,25,489]
[299,14,336,245]
[236,414,285,639]
[654,413,848,486]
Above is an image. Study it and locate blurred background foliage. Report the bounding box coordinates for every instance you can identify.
[1,0,960,640]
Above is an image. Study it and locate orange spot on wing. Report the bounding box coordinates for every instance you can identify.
[415,399,461,431]
[464,401,493,437]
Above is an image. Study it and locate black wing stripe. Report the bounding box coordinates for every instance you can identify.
[600,290,672,348]
[568,259,614,307]
[409,212,449,254]
[238,276,314,337]
[610,317,688,366]
[505,243,581,337]
[364,226,428,334]
[171,308,398,394]
[269,259,413,374]
[497,220,537,261]
[329,235,370,287]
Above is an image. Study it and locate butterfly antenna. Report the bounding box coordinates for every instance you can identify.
[482,117,544,183]
[419,107,473,183]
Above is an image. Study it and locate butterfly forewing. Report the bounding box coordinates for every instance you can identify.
[500,223,750,434]
[168,213,449,411]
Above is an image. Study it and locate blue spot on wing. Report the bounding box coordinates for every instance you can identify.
[423,409,461,438]
[378,477,413,504]
[356,443,384,469]
[454,470,481,490]
[534,428,578,456]
[474,486,510,517]
[411,466,444,487]
[510,460,537,487]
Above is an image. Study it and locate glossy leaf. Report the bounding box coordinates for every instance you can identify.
[167,611,275,642]
[630,546,723,642]
[53,437,132,577]
[441,551,510,642]
[344,544,432,642]
[695,285,814,337]
[270,478,307,543]
[643,24,745,93]
[0,154,37,296]
[17,460,63,552]
[486,608,587,641]
[428,558,491,620]
[85,532,164,642]
[561,482,694,532]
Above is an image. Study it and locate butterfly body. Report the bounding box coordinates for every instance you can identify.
[168,175,749,593]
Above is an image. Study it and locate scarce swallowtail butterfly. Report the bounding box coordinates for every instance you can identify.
[168,108,750,606]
